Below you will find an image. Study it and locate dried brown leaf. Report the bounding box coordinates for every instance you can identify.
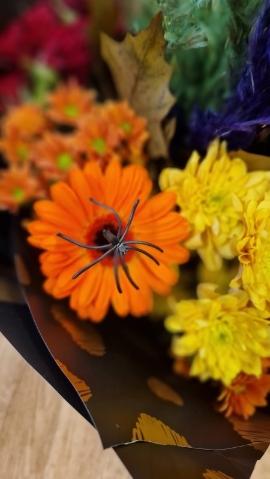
[101,12,176,158]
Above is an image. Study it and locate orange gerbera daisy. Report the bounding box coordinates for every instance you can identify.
[103,101,150,164]
[0,165,44,212]
[74,114,121,169]
[27,162,190,322]
[217,371,270,419]
[46,80,97,126]
[31,132,80,182]
[1,103,48,139]
[0,133,33,165]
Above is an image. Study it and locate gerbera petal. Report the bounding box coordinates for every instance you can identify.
[68,167,96,218]
[135,191,177,224]
[125,260,153,314]
[50,181,87,224]
[140,255,178,286]
[29,161,189,322]
[56,258,87,290]
[104,162,122,206]
[111,270,130,317]
[138,260,171,295]
[84,161,105,201]
[34,200,81,229]
[91,268,113,321]
[76,266,100,308]
[113,164,152,216]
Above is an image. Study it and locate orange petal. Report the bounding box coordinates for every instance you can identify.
[104,162,121,206]
[50,181,87,224]
[55,258,87,290]
[84,162,105,201]
[76,264,102,309]
[111,269,130,316]
[113,165,152,217]
[135,191,177,224]
[34,200,81,229]
[126,261,153,315]
[68,168,95,218]
[140,255,178,286]
[91,267,113,321]
[137,260,171,295]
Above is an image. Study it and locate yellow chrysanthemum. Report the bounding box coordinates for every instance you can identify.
[230,191,270,312]
[165,284,270,386]
[159,139,270,271]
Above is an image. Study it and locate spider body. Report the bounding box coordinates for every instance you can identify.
[57,198,163,294]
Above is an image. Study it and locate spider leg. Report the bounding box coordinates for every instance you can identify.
[123,240,163,252]
[119,252,139,290]
[120,199,140,242]
[89,197,122,237]
[72,245,117,279]
[113,250,122,294]
[127,246,160,265]
[57,232,110,250]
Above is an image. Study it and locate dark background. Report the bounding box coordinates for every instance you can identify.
[0,0,35,31]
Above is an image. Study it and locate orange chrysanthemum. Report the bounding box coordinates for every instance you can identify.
[46,80,96,126]
[0,133,32,165]
[0,165,44,212]
[103,101,150,164]
[1,103,48,139]
[74,114,121,168]
[217,371,270,419]
[27,162,190,322]
[31,132,80,182]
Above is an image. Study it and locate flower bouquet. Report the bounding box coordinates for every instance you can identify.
[2,1,270,478]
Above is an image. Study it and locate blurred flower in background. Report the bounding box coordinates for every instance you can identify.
[0,0,92,110]
[0,80,151,211]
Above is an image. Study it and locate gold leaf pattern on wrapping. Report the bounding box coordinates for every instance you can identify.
[101,12,176,158]
[228,416,270,449]
[147,376,184,406]
[51,305,105,356]
[14,254,31,285]
[203,470,233,479]
[56,360,92,402]
[132,413,190,446]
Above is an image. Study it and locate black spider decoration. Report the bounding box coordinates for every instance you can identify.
[57,197,163,294]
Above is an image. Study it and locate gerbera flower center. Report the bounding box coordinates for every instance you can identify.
[84,213,135,266]
[56,152,73,170]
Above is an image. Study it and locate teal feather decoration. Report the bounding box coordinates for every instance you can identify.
[132,0,264,114]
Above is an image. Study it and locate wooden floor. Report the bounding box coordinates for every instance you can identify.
[0,334,131,479]
[0,333,269,479]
